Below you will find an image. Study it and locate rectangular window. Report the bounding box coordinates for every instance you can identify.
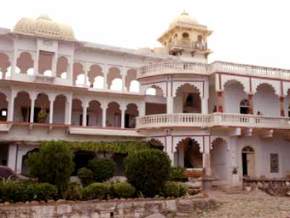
[270,153,279,173]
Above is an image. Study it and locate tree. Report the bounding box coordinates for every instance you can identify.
[125,149,171,197]
[26,141,74,195]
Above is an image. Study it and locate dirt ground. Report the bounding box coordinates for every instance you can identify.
[192,190,290,218]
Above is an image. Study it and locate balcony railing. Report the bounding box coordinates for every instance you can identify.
[138,61,290,80]
[136,113,290,129]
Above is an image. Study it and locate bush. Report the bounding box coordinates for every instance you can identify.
[26,141,74,195]
[125,149,171,197]
[64,182,82,200]
[169,167,188,182]
[81,182,110,200]
[88,159,116,182]
[161,181,188,198]
[111,182,135,198]
[0,180,57,202]
[77,167,94,186]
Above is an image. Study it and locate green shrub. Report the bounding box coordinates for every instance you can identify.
[111,182,135,198]
[0,180,57,202]
[161,181,188,198]
[81,183,110,200]
[169,167,188,182]
[125,149,171,197]
[64,182,82,200]
[26,141,74,195]
[88,159,116,182]
[77,167,94,186]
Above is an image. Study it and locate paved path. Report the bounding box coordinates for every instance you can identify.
[194,190,290,218]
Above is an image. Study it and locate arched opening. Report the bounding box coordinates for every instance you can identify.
[56,56,68,78]
[38,51,54,75]
[211,138,229,181]
[106,102,121,127]
[224,80,247,113]
[73,150,96,175]
[175,138,202,169]
[0,92,8,121]
[0,53,10,79]
[72,99,82,126]
[53,95,66,124]
[34,93,50,123]
[73,63,87,86]
[253,83,279,116]
[108,67,122,91]
[242,146,255,177]
[182,32,189,39]
[175,83,201,113]
[88,64,103,88]
[87,100,102,127]
[17,52,34,74]
[145,85,166,115]
[126,69,140,93]
[14,91,31,122]
[240,99,250,114]
[21,148,39,175]
[125,103,138,128]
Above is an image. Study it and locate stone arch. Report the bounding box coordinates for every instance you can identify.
[144,85,164,97]
[241,146,255,177]
[38,51,54,75]
[73,63,87,86]
[87,100,102,127]
[108,67,122,90]
[175,137,202,168]
[125,103,139,128]
[126,69,140,92]
[53,94,67,124]
[88,64,103,88]
[0,53,10,78]
[21,148,39,175]
[16,52,34,74]
[13,91,31,122]
[106,101,121,127]
[56,56,68,78]
[174,83,201,113]
[211,137,229,181]
[34,93,50,123]
[253,83,279,116]
[224,79,248,113]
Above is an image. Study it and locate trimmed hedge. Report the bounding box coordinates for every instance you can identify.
[169,167,188,182]
[81,183,111,200]
[64,182,82,200]
[111,182,135,198]
[88,159,116,182]
[77,167,94,186]
[161,181,188,197]
[125,149,171,197]
[0,181,57,202]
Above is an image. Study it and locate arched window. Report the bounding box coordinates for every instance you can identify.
[182,32,189,39]
[240,99,249,114]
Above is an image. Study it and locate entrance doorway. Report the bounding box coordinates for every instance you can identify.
[242,146,255,177]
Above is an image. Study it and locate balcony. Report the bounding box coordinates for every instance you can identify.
[138,62,209,78]
[136,113,290,130]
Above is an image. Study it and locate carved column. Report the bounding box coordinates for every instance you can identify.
[121,105,126,128]
[203,136,211,177]
[65,94,72,125]
[33,51,39,75]
[7,90,16,122]
[101,103,107,128]
[30,94,37,123]
[82,101,89,127]
[121,68,127,92]
[248,94,253,114]
[216,91,224,112]
[48,95,56,124]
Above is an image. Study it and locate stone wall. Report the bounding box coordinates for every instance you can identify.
[0,197,217,218]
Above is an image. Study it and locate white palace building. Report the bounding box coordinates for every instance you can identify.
[0,12,290,186]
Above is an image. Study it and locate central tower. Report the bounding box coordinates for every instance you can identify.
[158,11,212,62]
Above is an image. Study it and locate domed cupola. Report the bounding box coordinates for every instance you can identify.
[158,11,212,60]
[13,15,75,41]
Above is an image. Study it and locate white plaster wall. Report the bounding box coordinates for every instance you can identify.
[224,84,247,113]
[211,141,229,181]
[174,96,183,113]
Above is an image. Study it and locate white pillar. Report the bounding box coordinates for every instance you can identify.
[121,73,127,92]
[101,104,107,128]
[10,49,17,78]
[48,95,55,124]
[203,136,211,176]
[7,144,17,171]
[165,134,174,165]
[33,51,39,75]
[65,95,72,125]
[167,96,174,114]
[82,101,88,127]
[51,53,57,77]
[30,95,36,123]
[202,98,208,114]
[7,90,16,122]
[103,65,108,90]
[67,56,74,84]
[121,105,126,128]
[83,63,90,87]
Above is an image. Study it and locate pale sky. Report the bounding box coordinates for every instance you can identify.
[2,0,290,68]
